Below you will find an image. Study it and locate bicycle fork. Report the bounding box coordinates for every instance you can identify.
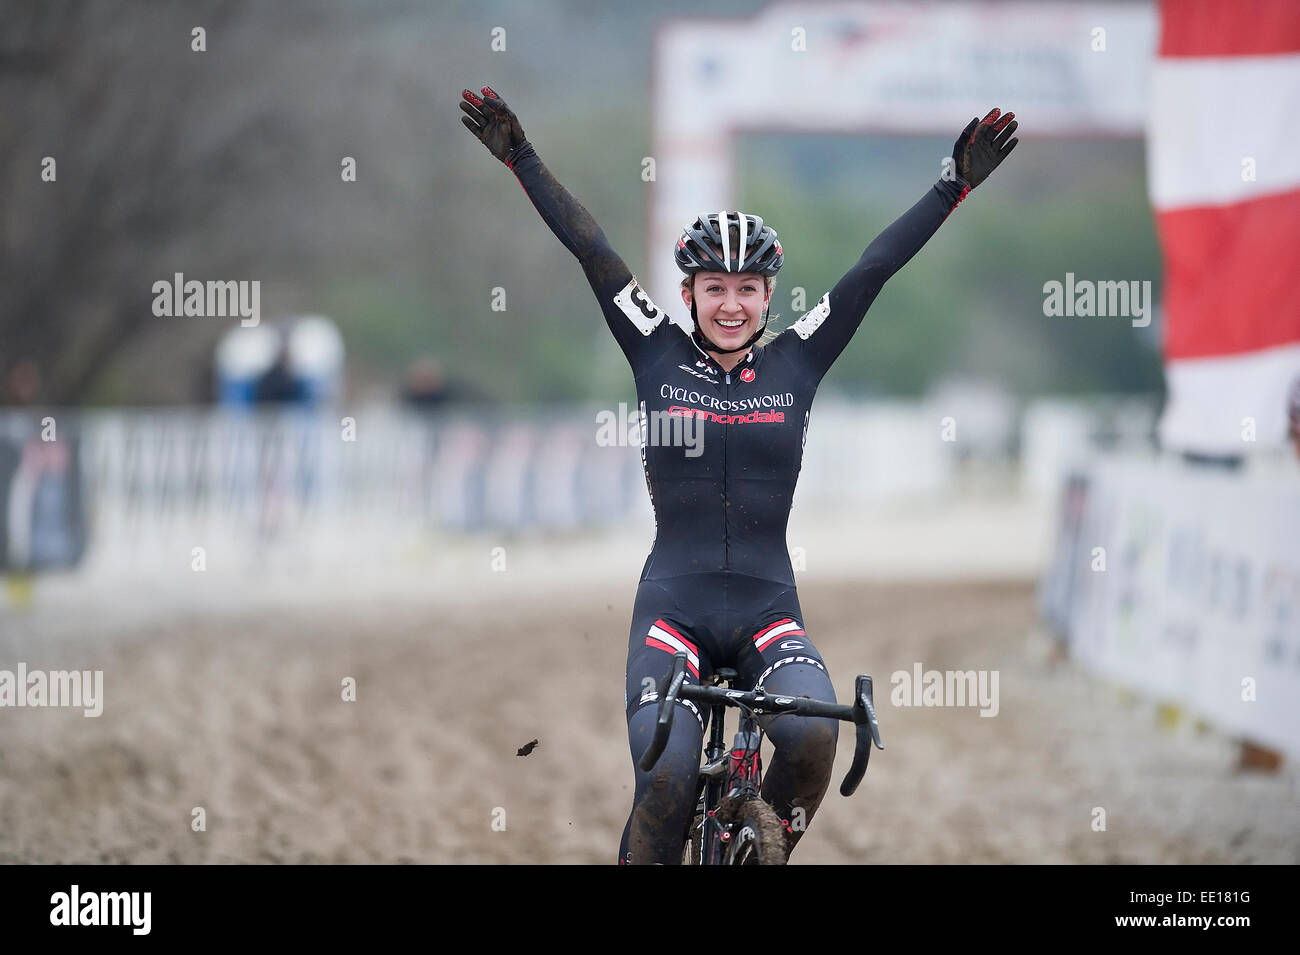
[693,704,765,863]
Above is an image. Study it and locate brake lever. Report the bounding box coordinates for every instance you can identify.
[839,674,884,797]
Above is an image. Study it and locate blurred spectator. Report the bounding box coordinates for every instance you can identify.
[217,317,343,408]
[254,346,308,405]
[402,356,462,409]
[3,358,42,406]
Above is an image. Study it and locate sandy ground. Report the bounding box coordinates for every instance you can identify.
[2,572,1297,865]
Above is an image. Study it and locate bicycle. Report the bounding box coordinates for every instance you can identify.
[638,651,884,865]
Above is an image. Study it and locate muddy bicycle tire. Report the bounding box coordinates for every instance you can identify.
[682,813,702,865]
[717,795,788,865]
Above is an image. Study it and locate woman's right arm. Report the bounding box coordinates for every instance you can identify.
[461,87,671,364]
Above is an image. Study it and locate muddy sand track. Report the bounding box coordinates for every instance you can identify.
[1,579,1296,863]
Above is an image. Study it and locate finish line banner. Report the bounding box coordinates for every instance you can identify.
[650,0,1157,325]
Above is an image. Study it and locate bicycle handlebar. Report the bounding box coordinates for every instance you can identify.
[637,652,689,774]
[636,652,884,796]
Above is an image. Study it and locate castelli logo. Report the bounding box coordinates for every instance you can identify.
[740,368,756,382]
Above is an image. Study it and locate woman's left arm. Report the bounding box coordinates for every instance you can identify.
[788,108,1018,380]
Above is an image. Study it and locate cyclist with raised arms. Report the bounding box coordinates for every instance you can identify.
[460,85,1018,864]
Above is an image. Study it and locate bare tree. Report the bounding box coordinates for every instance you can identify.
[0,0,456,403]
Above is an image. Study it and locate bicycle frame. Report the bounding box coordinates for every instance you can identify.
[691,669,766,865]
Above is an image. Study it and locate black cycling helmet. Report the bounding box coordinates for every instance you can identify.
[675,211,783,277]
[676,211,783,355]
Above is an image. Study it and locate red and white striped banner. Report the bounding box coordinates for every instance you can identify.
[1150,0,1300,453]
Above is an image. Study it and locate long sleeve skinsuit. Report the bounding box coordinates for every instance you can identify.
[505,140,969,863]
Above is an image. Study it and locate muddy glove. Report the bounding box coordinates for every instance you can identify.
[952,108,1018,190]
[460,85,530,167]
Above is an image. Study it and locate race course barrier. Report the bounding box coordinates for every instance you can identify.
[1041,457,1300,761]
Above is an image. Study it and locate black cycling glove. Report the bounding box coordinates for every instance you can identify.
[460,85,530,167]
[953,108,1018,190]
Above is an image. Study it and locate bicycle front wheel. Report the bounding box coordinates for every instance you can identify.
[682,813,702,865]
[719,796,788,865]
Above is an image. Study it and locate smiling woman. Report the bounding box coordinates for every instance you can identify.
[673,210,784,370]
[460,83,1018,864]
[679,267,780,373]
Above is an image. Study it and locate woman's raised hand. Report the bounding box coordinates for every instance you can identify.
[460,86,528,165]
[952,108,1018,190]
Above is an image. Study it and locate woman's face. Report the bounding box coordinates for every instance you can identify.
[682,272,771,351]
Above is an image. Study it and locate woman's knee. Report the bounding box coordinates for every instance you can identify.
[626,701,702,801]
[768,713,839,774]
[759,663,839,767]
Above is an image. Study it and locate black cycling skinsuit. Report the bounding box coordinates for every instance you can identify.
[506,141,968,864]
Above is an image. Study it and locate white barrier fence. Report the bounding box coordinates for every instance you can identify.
[1040,457,1300,760]
[4,397,1176,577]
[0,401,968,574]
[74,406,647,573]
